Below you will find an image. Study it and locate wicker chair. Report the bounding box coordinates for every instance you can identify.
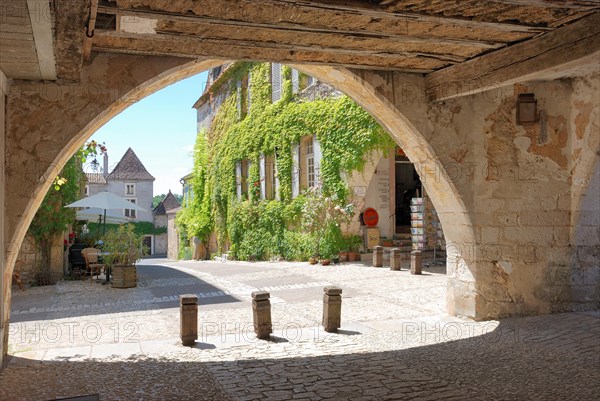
[81,248,105,285]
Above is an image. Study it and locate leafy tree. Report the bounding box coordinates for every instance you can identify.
[27,142,105,283]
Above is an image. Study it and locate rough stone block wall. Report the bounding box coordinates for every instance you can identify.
[1,69,7,360]
[167,213,178,260]
[14,234,65,284]
[154,233,167,255]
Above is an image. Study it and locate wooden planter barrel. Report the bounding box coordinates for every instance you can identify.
[111,265,137,288]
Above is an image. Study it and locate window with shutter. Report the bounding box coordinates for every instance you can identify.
[271,63,282,103]
[247,71,252,112]
[236,80,242,118]
[292,69,299,94]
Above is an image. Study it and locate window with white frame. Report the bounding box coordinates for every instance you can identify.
[265,155,276,200]
[125,183,135,196]
[271,63,282,103]
[125,198,137,218]
[306,137,315,188]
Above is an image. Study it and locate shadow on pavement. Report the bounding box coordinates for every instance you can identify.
[2,312,599,400]
[10,263,241,323]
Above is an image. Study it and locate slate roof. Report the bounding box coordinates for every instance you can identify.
[85,173,106,185]
[106,148,155,181]
[153,191,181,215]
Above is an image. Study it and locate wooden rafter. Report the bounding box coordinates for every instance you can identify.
[425,12,600,101]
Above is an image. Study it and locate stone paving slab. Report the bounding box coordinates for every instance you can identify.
[3,259,599,400]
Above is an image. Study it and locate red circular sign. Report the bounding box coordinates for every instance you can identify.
[363,208,379,227]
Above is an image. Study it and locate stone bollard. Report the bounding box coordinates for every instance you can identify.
[411,250,422,275]
[252,291,272,339]
[373,246,383,267]
[322,286,342,333]
[390,248,402,271]
[180,294,198,346]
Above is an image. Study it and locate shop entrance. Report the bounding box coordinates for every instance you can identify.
[394,148,420,234]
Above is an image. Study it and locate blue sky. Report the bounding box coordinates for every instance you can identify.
[89,71,208,196]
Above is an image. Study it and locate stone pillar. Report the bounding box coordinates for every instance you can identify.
[390,248,402,271]
[411,251,422,275]
[322,286,342,333]
[252,291,272,339]
[179,294,198,346]
[373,246,383,267]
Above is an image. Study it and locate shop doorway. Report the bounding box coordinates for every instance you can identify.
[395,148,421,234]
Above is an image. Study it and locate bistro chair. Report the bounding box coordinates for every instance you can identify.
[81,248,105,285]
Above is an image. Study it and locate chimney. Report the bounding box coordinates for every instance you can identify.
[103,153,109,177]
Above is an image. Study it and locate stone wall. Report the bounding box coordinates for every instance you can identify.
[167,211,178,259]
[14,233,65,285]
[2,57,598,367]
[154,233,167,255]
[1,69,7,360]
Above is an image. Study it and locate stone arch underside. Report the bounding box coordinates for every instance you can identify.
[2,54,514,358]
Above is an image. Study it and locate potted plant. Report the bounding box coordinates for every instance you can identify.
[347,235,362,262]
[102,224,144,288]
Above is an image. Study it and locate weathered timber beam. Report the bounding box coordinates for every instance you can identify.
[425,12,600,101]
[108,0,548,43]
[98,5,503,52]
[153,21,473,62]
[380,0,600,11]
[83,0,99,61]
[91,32,442,72]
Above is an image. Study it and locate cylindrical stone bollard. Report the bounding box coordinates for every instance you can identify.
[322,286,342,333]
[252,291,272,339]
[411,250,422,275]
[373,246,383,267]
[180,294,198,346]
[390,248,402,271]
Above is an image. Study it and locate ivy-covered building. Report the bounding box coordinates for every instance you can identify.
[177,62,444,261]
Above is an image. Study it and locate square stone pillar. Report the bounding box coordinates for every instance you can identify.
[252,291,272,339]
[411,251,422,275]
[373,246,383,267]
[322,286,342,333]
[390,248,402,271]
[179,294,198,346]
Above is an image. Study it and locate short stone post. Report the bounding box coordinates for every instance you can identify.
[373,246,383,267]
[179,294,198,346]
[322,286,342,333]
[411,250,422,275]
[390,248,402,271]
[252,291,272,339]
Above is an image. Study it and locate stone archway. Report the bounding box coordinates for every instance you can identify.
[12,52,600,361]
[3,55,482,356]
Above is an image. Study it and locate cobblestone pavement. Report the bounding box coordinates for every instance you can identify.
[1,259,599,400]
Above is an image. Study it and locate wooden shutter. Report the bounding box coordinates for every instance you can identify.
[292,69,299,94]
[271,63,281,102]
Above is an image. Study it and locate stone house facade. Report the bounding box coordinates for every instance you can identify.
[153,191,181,255]
[182,62,444,258]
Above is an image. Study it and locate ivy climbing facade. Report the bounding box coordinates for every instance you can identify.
[177,62,445,262]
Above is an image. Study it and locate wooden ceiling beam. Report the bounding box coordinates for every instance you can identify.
[97,5,503,51]
[425,12,600,101]
[91,32,447,72]
[106,0,549,43]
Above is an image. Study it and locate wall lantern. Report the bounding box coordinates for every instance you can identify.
[516,93,538,124]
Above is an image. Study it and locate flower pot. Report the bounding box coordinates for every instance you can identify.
[309,257,319,265]
[321,259,331,266]
[339,252,349,262]
[348,252,360,262]
[111,264,137,288]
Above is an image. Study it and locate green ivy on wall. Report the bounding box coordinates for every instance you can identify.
[177,62,394,261]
